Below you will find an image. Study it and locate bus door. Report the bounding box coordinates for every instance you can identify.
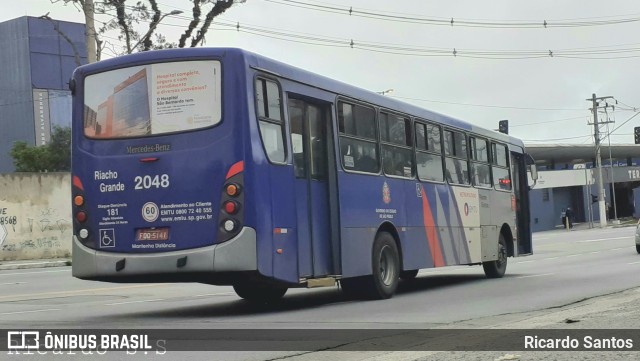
[288,98,334,278]
[511,152,532,255]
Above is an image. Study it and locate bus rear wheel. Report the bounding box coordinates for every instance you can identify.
[341,232,400,300]
[233,282,287,303]
[483,233,508,278]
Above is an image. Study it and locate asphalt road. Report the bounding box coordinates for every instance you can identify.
[1,225,639,360]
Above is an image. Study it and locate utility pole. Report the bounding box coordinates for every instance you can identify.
[83,0,97,63]
[587,93,613,228]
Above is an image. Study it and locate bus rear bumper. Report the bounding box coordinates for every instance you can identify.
[72,227,257,281]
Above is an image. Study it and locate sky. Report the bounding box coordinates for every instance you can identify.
[5,0,640,146]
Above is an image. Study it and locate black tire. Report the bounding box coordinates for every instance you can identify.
[233,282,287,304]
[483,233,508,278]
[400,269,419,280]
[636,244,640,254]
[341,232,400,300]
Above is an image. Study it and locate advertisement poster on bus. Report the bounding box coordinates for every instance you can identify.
[84,60,221,138]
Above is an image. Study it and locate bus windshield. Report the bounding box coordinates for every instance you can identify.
[83,60,222,139]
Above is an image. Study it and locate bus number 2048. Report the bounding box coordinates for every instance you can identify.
[134,174,170,190]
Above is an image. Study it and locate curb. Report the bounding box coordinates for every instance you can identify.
[0,259,71,271]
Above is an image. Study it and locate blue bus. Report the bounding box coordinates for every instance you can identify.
[71,48,537,301]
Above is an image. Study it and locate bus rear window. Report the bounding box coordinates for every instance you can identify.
[83,60,221,139]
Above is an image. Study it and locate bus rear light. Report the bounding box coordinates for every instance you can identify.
[223,219,236,232]
[74,195,84,207]
[218,162,244,243]
[79,229,89,239]
[76,211,87,223]
[224,201,238,214]
[72,175,84,191]
[225,183,240,197]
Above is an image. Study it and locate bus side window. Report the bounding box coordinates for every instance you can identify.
[256,78,286,163]
[470,137,491,188]
[443,130,469,185]
[380,111,413,178]
[338,101,379,173]
[491,142,511,190]
[415,121,444,182]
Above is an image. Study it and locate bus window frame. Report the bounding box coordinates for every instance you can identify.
[491,141,512,192]
[414,118,445,184]
[254,75,288,166]
[442,127,471,186]
[469,135,493,189]
[336,97,381,176]
[379,109,415,180]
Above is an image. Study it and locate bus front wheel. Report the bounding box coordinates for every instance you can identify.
[341,232,400,299]
[483,233,508,278]
[233,282,287,303]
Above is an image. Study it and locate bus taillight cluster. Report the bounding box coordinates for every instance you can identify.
[218,161,245,241]
[72,176,90,240]
[222,185,241,232]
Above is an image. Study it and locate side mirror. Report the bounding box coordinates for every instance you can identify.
[530,164,538,181]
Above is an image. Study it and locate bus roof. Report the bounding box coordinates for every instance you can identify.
[73,47,525,150]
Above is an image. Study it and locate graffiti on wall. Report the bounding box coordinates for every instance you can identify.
[27,208,68,235]
[0,205,70,257]
[0,174,73,261]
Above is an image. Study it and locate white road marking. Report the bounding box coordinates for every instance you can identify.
[0,269,70,277]
[627,261,640,265]
[105,298,166,306]
[0,308,60,315]
[191,292,235,297]
[515,273,554,279]
[105,292,236,306]
[0,282,26,285]
[577,236,630,243]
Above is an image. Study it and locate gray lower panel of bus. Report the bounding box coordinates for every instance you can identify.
[72,227,257,279]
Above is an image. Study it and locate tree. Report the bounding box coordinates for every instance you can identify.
[11,127,71,172]
[51,0,246,61]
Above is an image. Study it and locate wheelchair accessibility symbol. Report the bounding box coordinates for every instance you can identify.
[99,228,116,248]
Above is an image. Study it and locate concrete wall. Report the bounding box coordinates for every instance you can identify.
[0,173,71,261]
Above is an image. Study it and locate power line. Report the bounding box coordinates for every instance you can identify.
[92,4,640,60]
[523,134,592,142]
[206,19,640,60]
[390,95,584,111]
[510,116,588,127]
[264,0,640,29]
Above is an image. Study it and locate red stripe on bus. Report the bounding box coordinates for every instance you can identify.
[226,161,244,180]
[420,186,445,267]
[72,175,84,191]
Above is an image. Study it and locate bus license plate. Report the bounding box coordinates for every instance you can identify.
[135,228,169,241]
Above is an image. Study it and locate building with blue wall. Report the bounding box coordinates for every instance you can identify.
[0,16,87,172]
[527,144,640,232]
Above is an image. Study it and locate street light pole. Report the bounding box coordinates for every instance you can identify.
[131,10,183,53]
[377,88,394,95]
